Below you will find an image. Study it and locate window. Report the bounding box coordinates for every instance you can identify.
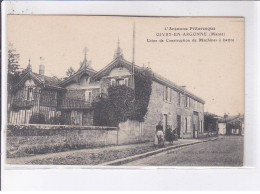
[168,88,172,102]
[116,79,125,86]
[185,117,188,133]
[185,96,190,108]
[26,87,33,101]
[111,79,116,86]
[111,78,129,87]
[177,92,181,105]
[163,86,166,101]
[163,86,172,103]
[85,90,92,102]
[124,78,129,86]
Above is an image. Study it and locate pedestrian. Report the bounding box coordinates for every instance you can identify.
[155,121,164,146]
[166,125,174,144]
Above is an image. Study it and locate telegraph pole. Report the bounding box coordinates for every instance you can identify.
[132,22,136,99]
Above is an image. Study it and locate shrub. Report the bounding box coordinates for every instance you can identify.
[48,115,65,125]
[29,113,46,124]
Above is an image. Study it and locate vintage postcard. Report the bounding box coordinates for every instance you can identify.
[5,15,244,166]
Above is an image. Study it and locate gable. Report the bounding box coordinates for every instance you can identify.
[93,58,136,81]
[13,71,43,90]
[24,79,36,87]
[13,70,64,91]
[108,67,131,77]
[59,68,96,87]
[65,73,91,89]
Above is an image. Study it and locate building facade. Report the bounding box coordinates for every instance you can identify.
[8,42,205,139]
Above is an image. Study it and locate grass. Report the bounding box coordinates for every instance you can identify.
[6,139,194,165]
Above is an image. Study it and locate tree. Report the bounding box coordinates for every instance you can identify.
[8,43,21,90]
[66,67,75,77]
[93,67,153,126]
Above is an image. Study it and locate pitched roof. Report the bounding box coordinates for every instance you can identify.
[31,72,61,87]
[13,70,64,90]
[218,114,244,123]
[59,67,97,87]
[93,58,205,104]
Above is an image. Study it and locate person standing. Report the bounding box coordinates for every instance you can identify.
[155,121,164,146]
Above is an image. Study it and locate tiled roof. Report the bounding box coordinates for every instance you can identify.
[32,72,61,87]
[218,115,244,123]
[93,58,205,104]
[59,67,97,86]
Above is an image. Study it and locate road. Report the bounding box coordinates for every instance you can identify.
[124,136,243,166]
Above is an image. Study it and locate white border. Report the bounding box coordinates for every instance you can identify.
[2,1,260,190]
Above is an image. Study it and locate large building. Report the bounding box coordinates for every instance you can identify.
[8,41,205,140]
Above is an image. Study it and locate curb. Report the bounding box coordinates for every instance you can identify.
[98,137,218,166]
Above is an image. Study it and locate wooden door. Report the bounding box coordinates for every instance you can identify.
[177,115,181,138]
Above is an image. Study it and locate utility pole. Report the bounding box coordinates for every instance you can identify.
[132,22,136,99]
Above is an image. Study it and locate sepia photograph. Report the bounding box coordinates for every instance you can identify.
[5,15,244,167]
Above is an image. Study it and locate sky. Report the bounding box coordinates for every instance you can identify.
[7,15,244,116]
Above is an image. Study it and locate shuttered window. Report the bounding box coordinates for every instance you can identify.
[85,90,92,102]
[185,96,190,108]
[111,79,116,86]
[26,87,33,101]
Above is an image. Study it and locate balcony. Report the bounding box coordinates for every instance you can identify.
[58,98,92,110]
[11,99,35,110]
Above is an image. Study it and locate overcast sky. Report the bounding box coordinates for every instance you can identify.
[7,15,244,116]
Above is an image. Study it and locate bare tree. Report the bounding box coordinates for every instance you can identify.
[66,67,75,77]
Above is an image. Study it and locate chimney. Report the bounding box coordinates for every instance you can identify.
[39,64,45,76]
[181,86,186,90]
[39,57,45,81]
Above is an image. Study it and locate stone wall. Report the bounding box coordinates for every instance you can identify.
[118,120,143,144]
[143,81,204,140]
[6,123,144,158]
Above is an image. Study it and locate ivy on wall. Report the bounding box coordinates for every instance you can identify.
[93,67,153,126]
[131,67,153,122]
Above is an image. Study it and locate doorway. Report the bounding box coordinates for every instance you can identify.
[163,114,168,132]
[177,115,181,138]
[193,124,196,138]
